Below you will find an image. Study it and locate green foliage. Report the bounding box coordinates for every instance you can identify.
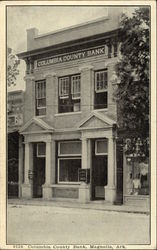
[7,47,20,86]
[115,8,150,140]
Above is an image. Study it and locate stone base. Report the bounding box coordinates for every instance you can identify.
[79,183,90,203]
[42,185,52,200]
[21,184,32,198]
[104,185,116,204]
[123,195,150,208]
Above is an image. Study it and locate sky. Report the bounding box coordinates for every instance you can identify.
[7,6,109,54]
[7,6,109,91]
[7,5,136,91]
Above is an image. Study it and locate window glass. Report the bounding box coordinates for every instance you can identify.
[95,92,107,109]
[35,80,46,116]
[94,70,108,109]
[59,141,81,155]
[59,77,69,98]
[96,139,108,154]
[37,143,46,157]
[59,158,81,182]
[95,70,107,92]
[58,74,81,113]
[58,140,81,183]
[8,116,15,126]
[71,75,81,99]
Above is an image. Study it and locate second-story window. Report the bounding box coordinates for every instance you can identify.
[35,80,46,116]
[94,70,108,109]
[58,74,81,113]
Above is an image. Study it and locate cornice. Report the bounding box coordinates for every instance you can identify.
[17,29,119,60]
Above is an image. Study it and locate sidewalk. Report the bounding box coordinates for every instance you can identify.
[8,198,150,214]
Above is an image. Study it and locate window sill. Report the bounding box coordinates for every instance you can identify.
[51,184,80,187]
[55,111,82,117]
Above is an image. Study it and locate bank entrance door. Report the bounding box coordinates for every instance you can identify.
[33,143,45,198]
[91,139,108,200]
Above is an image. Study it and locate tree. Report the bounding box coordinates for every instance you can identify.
[7,47,20,86]
[114,7,150,157]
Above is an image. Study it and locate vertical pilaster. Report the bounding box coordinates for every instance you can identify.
[43,140,55,199]
[21,142,33,198]
[108,137,115,187]
[51,140,56,184]
[23,76,35,123]
[45,73,57,121]
[81,138,88,169]
[45,141,51,185]
[108,63,117,118]
[79,137,90,203]
[79,65,94,116]
[24,142,29,185]
[104,137,116,203]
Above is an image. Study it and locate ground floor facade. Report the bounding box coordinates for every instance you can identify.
[13,114,149,208]
[19,114,118,204]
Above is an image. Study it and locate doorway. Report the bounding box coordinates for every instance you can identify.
[91,139,108,200]
[33,143,45,198]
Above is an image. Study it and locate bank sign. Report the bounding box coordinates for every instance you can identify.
[36,46,106,67]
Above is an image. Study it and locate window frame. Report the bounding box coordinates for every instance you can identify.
[8,115,16,126]
[95,139,108,156]
[58,141,81,157]
[59,76,70,99]
[35,79,46,116]
[58,157,81,184]
[94,69,108,110]
[95,69,108,93]
[37,142,46,158]
[57,140,81,184]
[71,75,81,100]
[58,74,81,113]
[8,115,19,126]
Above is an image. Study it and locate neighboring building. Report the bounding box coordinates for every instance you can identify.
[17,7,149,206]
[8,90,24,197]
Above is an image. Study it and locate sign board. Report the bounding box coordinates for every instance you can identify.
[36,46,106,68]
[78,169,90,183]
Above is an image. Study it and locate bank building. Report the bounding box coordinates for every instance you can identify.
[11,7,149,207]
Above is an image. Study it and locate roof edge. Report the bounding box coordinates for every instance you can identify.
[36,16,109,39]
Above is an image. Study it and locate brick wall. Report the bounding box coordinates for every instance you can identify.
[24,55,118,128]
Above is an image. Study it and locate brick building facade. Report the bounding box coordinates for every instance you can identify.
[17,7,149,206]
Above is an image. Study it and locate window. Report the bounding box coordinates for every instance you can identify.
[59,77,69,98]
[37,142,46,157]
[35,80,46,116]
[71,75,81,99]
[58,141,81,183]
[58,74,81,113]
[94,70,108,109]
[8,116,16,127]
[8,115,22,127]
[95,139,108,155]
[59,158,81,182]
[59,141,81,156]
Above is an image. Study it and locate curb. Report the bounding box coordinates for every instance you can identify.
[8,200,150,215]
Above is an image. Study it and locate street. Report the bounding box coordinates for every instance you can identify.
[7,204,150,245]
